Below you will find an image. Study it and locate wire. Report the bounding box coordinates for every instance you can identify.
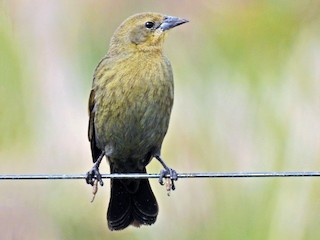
[1,171,320,180]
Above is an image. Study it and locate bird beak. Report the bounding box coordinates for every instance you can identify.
[159,16,189,31]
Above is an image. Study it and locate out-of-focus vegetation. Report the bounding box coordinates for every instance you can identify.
[1,0,320,239]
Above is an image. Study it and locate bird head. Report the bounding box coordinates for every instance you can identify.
[108,12,188,55]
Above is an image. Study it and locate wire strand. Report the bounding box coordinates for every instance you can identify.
[1,171,320,180]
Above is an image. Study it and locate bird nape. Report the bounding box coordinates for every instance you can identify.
[85,12,188,231]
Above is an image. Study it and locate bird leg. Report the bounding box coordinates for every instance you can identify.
[86,153,104,187]
[155,155,178,191]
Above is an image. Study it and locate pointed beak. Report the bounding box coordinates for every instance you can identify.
[159,16,189,31]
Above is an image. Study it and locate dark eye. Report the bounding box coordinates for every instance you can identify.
[145,21,154,29]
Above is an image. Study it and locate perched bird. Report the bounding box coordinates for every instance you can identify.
[86,12,188,231]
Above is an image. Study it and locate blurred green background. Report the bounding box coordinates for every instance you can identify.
[1,0,320,239]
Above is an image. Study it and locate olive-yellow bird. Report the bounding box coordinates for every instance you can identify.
[86,12,188,231]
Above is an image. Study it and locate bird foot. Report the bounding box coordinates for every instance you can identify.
[159,167,178,193]
[86,152,104,187]
[155,155,178,193]
[86,164,104,187]
[86,163,104,203]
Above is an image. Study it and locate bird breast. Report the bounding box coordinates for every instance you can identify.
[94,52,174,162]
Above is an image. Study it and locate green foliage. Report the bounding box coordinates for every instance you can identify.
[0,12,31,150]
[214,3,300,80]
[1,1,320,239]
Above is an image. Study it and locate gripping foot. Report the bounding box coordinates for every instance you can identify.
[86,153,104,187]
[155,155,178,192]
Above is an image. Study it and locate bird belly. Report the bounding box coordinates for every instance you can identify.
[95,75,173,170]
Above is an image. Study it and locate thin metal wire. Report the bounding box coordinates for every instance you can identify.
[0,171,320,180]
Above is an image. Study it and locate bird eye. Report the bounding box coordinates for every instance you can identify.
[145,21,155,29]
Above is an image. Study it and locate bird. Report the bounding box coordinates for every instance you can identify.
[86,12,188,231]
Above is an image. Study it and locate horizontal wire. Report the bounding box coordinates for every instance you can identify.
[0,171,320,180]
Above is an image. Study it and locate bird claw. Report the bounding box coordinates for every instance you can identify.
[159,167,178,192]
[90,179,99,202]
[86,166,104,187]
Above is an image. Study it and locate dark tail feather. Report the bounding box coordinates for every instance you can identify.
[107,179,133,230]
[107,169,158,231]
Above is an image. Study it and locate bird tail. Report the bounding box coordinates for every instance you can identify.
[107,167,158,231]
